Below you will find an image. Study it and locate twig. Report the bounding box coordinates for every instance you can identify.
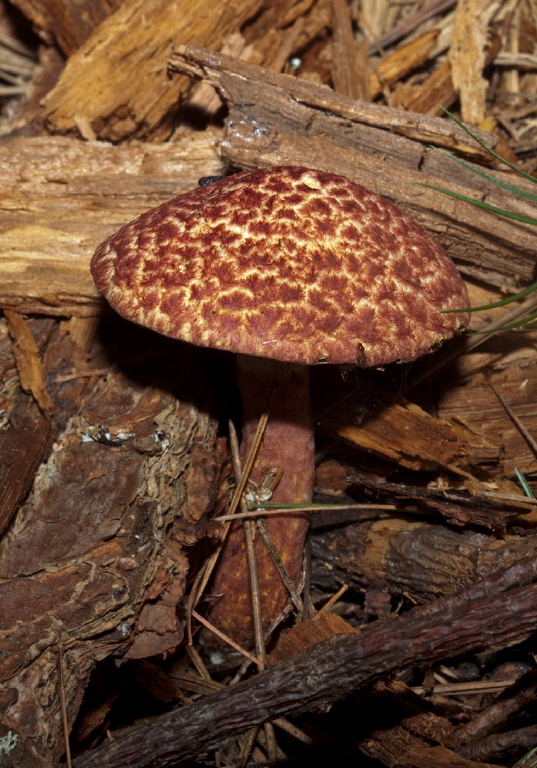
[213,503,396,522]
[191,610,264,671]
[229,419,266,664]
[490,380,537,457]
[74,557,537,768]
[57,645,72,768]
[256,518,303,615]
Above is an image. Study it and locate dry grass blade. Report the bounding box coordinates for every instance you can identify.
[238,726,260,768]
[185,392,276,643]
[255,518,304,615]
[411,679,517,696]
[229,419,266,663]
[490,381,537,458]
[313,584,349,618]
[227,389,277,516]
[213,503,396,521]
[185,644,212,682]
[191,610,264,671]
[370,0,458,53]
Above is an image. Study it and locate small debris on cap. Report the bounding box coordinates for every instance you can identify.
[91,166,470,367]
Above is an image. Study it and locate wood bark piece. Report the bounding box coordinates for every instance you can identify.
[391,57,455,116]
[311,516,537,603]
[0,132,223,316]
[41,0,266,141]
[369,29,440,100]
[437,363,537,476]
[331,0,367,100]
[169,44,537,290]
[359,681,500,768]
[0,408,53,535]
[241,0,321,75]
[4,310,53,414]
[9,0,124,56]
[313,371,498,474]
[73,557,537,767]
[0,327,221,768]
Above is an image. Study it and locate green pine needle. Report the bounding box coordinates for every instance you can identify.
[515,468,536,499]
[419,183,537,225]
[441,279,537,314]
[432,145,537,204]
[441,107,537,186]
[467,310,537,334]
[420,108,537,334]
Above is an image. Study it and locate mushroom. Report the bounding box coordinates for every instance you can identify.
[90,166,470,649]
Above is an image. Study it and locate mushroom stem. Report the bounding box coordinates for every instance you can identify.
[207,354,314,648]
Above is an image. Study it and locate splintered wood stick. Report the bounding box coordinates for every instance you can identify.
[74,557,537,768]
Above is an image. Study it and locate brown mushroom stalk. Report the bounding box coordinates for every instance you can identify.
[90,166,470,652]
[207,354,314,646]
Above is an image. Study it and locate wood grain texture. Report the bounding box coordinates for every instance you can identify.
[9,0,124,56]
[0,131,223,315]
[41,0,265,141]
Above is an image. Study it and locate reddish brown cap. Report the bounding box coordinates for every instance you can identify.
[91,166,470,367]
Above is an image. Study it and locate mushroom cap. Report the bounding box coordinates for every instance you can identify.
[91,166,470,367]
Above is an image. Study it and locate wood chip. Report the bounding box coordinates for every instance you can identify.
[448,0,488,124]
[4,310,53,414]
[42,0,268,141]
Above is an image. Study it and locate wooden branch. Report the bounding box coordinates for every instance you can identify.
[311,516,537,603]
[169,44,537,290]
[74,557,537,767]
[0,132,223,315]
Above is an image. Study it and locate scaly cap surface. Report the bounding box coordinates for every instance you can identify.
[91,166,470,366]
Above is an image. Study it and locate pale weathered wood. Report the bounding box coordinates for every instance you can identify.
[170,45,497,152]
[0,131,224,315]
[169,44,536,290]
